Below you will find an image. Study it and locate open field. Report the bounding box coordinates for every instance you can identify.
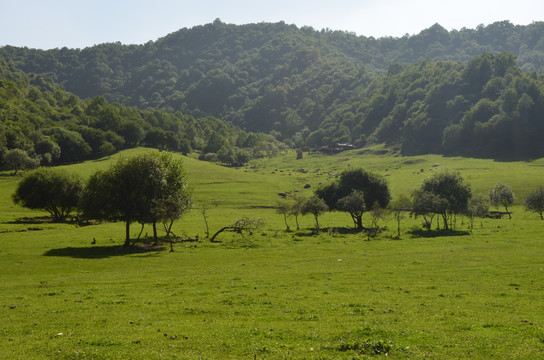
[1,148,544,359]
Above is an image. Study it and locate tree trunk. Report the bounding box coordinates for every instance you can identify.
[314,214,320,232]
[124,221,131,247]
[283,213,290,231]
[152,222,158,244]
[210,226,229,242]
[356,215,363,230]
[295,215,300,230]
[441,213,448,230]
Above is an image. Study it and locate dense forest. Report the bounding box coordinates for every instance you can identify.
[1,20,544,160]
[0,60,284,168]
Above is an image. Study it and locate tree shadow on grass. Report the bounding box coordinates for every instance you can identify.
[44,244,165,259]
[8,216,53,225]
[292,227,364,237]
[409,228,470,238]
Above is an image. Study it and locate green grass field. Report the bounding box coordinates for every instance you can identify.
[1,148,544,359]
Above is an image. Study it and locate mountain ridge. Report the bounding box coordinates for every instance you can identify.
[1,20,544,159]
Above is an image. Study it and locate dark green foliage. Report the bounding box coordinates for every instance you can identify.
[316,168,391,229]
[2,21,544,158]
[12,168,83,222]
[81,152,192,246]
[337,190,366,230]
[523,187,544,220]
[316,168,390,230]
[0,61,280,164]
[301,196,328,232]
[3,148,39,175]
[413,170,472,230]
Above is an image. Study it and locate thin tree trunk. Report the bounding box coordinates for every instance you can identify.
[210,226,229,242]
[124,221,131,247]
[283,213,290,231]
[152,222,158,244]
[397,213,401,238]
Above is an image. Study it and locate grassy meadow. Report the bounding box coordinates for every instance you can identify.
[1,147,544,359]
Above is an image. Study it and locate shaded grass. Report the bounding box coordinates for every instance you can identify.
[43,245,166,259]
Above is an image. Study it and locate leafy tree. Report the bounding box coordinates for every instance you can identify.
[489,183,515,218]
[316,168,390,229]
[44,127,92,163]
[81,152,192,246]
[301,196,328,232]
[411,189,448,230]
[276,200,291,231]
[467,194,489,232]
[336,190,366,230]
[12,168,83,222]
[388,194,412,238]
[289,196,304,230]
[151,152,193,239]
[3,149,39,175]
[413,169,472,230]
[523,187,544,220]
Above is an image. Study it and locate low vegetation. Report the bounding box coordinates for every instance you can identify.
[2,148,544,359]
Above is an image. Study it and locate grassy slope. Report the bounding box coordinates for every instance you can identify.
[1,148,544,359]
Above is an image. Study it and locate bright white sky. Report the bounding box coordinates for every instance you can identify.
[1,0,542,49]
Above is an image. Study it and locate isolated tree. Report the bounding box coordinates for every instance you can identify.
[81,152,192,246]
[301,196,328,232]
[316,168,390,229]
[523,187,544,220]
[336,190,366,230]
[414,169,472,230]
[3,149,39,175]
[12,168,83,222]
[467,194,489,232]
[489,183,515,218]
[388,194,412,238]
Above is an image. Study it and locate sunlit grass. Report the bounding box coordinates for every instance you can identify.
[1,148,544,359]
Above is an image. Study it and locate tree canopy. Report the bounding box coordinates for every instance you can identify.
[412,169,472,230]
[316,168,390,229]
[80,151,192,246]
[12,168,83,222]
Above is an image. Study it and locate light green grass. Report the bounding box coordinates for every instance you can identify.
[1,148,544,359]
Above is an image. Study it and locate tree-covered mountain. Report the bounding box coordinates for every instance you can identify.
[0,59,284,169]
[1,20,544,159]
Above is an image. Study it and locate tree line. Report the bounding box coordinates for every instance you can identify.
[12,152,192,246]
[276,168,544,237]
[11,156,544,245]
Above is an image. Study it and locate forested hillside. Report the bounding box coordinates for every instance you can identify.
[1,20,544,159]
[0,60,283,169]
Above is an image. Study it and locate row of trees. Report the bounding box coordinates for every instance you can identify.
[12,152,193,246]
[11,158,544,245]
[277,168,544,235]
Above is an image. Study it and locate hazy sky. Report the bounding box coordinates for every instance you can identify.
[1,0,542,49]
